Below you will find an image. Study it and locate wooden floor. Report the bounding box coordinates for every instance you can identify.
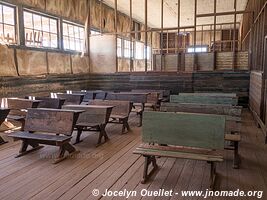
[0,109,267,200]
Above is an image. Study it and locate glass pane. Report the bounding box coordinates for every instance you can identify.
[79,28,84,38]
[0,5,3,22]
[50,19,57,33]
[0,24,3,42]
[24,12,33,28]
[69,37,75,50]
[63,36,69,49]
[68,24,74,37]
[33,14,41,30]
[25,28,33,44]
[42,17,49,32]
[50,34,57,48]
[74,26,80,39]
[33,30,42,46]
[3,6,14,25]
[4,24,15,43]
[42,32,50,47]
[63,23,68,36]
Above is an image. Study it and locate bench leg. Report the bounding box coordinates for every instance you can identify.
[53,143,79,164]
[0,136,8,145]
[96,125,109,146]
[233,141,240,169]
[141,155,158,184]
[209,162,217,190]
[15,140,44,158]
[138,112,143,127]
[122,118,131,134]
[74,128,83,145]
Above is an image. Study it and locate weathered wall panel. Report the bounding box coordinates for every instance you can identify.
[16,50,47,76]
[0,45,17,77]
[249,71,263,117]
[71,55,90,74]
[47,53,71,74]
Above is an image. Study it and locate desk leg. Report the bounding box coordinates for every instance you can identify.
[0,136,7,145]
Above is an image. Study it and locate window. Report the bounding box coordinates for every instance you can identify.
[187,45,208,53]
[24,10,58,48]
[135,41,144,59]
[117,38,122,57]
[0,3,16,44]
[144,46,151,60]
[124,40,131,58]
[63,22,84,52]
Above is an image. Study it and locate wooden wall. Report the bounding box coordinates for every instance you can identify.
[0,71,250,105]
[153,51,249,72]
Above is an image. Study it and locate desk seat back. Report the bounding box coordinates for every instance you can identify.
[0,109,10,125]
[160,102,242,117]
[7,98,40,116]
[24,108,78,136]
[56,94,84,105]
[63,105,112,125]
[106,93,147,104]
[88,100,131,117]
[143,111,225,150]
[35,97,65,109]
[170,95,238,105]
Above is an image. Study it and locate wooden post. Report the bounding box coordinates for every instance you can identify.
[87,0,91,73]
[177,0,180,73]
[130,0,133,72]
[233,0,237,70]
[213,0,217,70]
[194,0,197,71]
[160,0,164,71]
[145,0,148,73]
[100,0,103,34]
[115,0,118,72]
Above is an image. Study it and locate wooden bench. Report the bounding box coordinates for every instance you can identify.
[160,102,242,168]
[55,93,84,105]
[132,89,170,102]
[179,93,237,98]
[6,98,41,130]
[133,111,225,189]
[170,95,238,105]
[132,91,160,111]
[26,96,66,109]
[88,100,132,134]
[8,108,82,163]
[106,92,148,126]
[62,105,113,146]
[0,108,10,145]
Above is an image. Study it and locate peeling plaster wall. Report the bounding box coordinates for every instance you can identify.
[0,45,17,76]
[16,49,47,76]
[47,53,71,74]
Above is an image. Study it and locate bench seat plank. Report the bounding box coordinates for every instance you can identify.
[9,132,71,143]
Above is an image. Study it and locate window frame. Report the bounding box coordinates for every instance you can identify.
[23,8,59,49]
[0,2,17,45]
[62,20,85,52]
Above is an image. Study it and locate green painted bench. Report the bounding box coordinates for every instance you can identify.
[170,95,238,105]
[133,111,225,189]
[179,93,237,98]
[8,108,82,163]
[160,102,242,168]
